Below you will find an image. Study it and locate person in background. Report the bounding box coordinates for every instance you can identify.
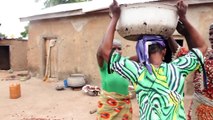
[96,38,136,120]
[186,23,213,120]
[169,20,213,120]
[98,0,208,119]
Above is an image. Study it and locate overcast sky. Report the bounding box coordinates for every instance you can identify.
[0,0,44,38]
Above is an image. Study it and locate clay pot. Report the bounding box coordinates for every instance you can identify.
[67,74,86,88]
[116,2,178,41]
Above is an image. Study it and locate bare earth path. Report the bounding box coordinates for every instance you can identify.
[0,71,192,120]
[0,71,140,120]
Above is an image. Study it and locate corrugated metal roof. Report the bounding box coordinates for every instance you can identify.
[20,2,85,21]
[155,0,213,5]
[20,0,213,22]
[20,0,159,21]
[83,0,159,12]
[37,2,84,15]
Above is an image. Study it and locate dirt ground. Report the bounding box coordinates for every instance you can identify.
[0,71,140,120]
[0,70,191,120]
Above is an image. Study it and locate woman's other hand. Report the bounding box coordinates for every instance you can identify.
[177,0,188,22]
[109,0,121,20]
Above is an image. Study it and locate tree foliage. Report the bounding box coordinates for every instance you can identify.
[0,33,7,39]
[44,0,88,8]
[20,25,29,38]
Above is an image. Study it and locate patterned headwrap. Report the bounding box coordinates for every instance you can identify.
[136,35,166,74]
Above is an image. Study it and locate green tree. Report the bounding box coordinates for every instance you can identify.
[0,23,7,39]
[0,33,7,39]
[44,0,89,8]
[20,25,28,38]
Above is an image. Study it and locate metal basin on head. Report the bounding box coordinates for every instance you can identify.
[116,2,178,41]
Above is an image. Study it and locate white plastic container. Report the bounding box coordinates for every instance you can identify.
[116,2,178,41]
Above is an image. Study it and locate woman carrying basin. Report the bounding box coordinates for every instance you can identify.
[98,0,207,119]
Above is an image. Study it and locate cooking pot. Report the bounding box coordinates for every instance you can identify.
[116,2,178,41]
[67,74,86,88]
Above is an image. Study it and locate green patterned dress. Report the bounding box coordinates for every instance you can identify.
[108,48,203,120]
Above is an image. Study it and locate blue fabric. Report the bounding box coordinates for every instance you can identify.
[136,35,166,74]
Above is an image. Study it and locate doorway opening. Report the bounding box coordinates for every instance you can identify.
[0,45,10,70]
[42,37,57,79]
[175,39,184,46]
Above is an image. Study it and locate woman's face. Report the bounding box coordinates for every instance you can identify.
[113,45,122,54]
